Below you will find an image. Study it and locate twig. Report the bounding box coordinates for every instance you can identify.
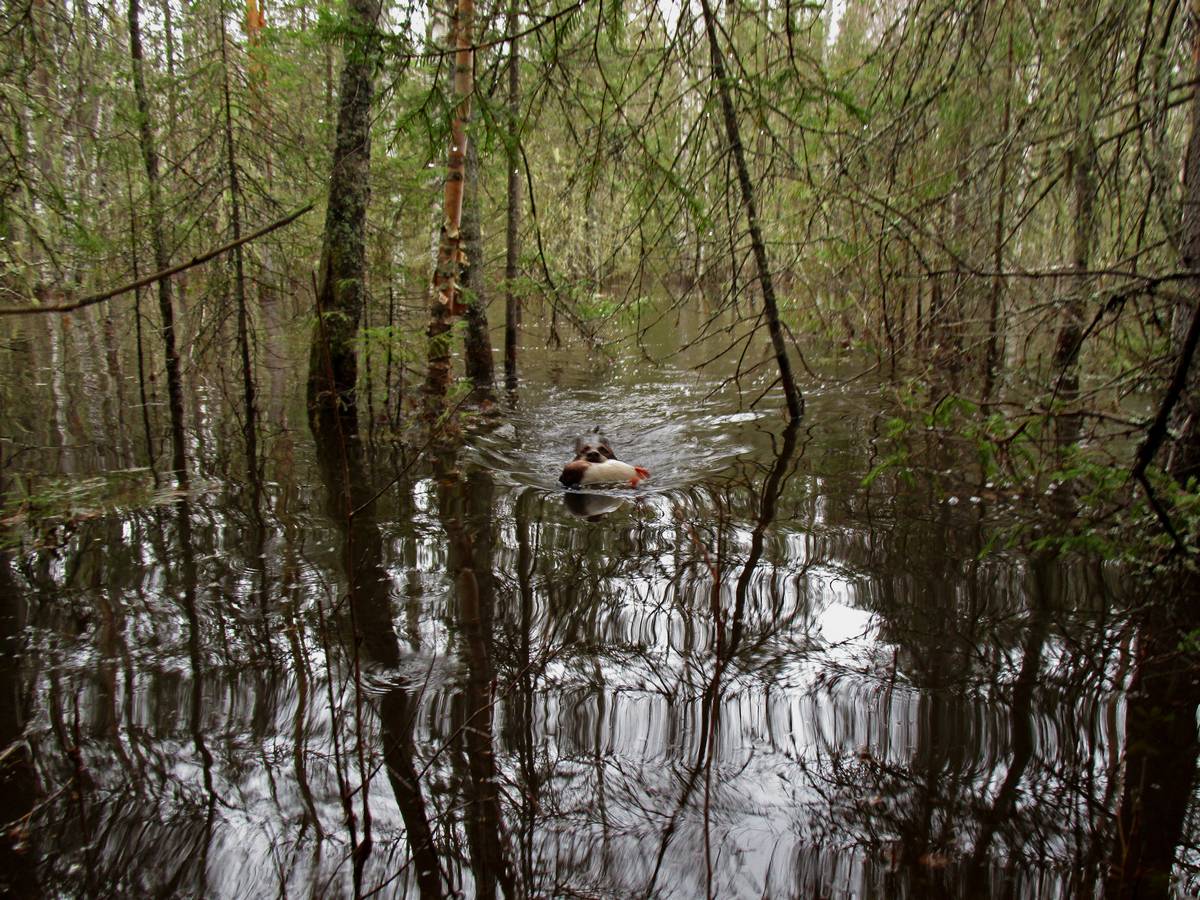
[0,202,316,317]
[1131,296,1200,481]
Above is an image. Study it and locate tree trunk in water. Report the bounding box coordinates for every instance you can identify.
[462,138,495,405]
[218,8,258,490]
[123,164,158,476]
[1107,14,1200,896]
[424,0,475,424]
[1168,2,1200,484]
[306,0,380,431]
[504,7,521,392]
[1051,5,1096,429]
[983,23,1014,405]
[697,0,803,421]
[128,0,187,484]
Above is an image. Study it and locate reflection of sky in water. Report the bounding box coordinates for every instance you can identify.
[6,337,1141,898]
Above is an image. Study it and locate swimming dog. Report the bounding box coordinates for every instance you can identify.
[559,432,650,488]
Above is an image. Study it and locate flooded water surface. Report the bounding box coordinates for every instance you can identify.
[0,314,1190,898]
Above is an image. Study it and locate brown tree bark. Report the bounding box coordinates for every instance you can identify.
[983,24,1014,404]
[1051,5,1097,418]
[1110,12,1200,895]
[128,0,188,483]
[1167,1,1200,484]
[217,7,258,488]
[307,0,381,430]
[696,0,803,421]
[504,6,521,392]
[462,137,496,404]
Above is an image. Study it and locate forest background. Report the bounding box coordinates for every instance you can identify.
[6,0,1200,893]
[2,0,1200,585]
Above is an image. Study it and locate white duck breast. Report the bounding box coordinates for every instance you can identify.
[578,459,644,485]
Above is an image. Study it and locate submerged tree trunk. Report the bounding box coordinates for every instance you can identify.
[697,0,803,421]
[504,6,521,392]
[306,0,380,429]
[462,137,495,404]
[128,0,187,482]
[423,0,475,423]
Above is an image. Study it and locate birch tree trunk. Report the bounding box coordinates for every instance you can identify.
[423,0,474,423]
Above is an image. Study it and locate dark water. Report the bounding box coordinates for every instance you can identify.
[0,312,1196,898]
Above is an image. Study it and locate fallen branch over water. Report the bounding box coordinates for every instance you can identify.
[0,202,316,317]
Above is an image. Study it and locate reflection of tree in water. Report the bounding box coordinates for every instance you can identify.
[1104,575,1200,899]
[638,421,807,898]
[0,550,39,897]
[312,416,445,897]
[432,457,515,899]
[791,461,1133,896]
[7,501,227,896]
[6,393,1200,897]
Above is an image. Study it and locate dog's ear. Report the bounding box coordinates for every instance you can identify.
[597,434,616,459]
[574,436,587,455]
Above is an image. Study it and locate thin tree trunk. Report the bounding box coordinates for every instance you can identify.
[423,0,475,423]
[385,284,399,428]
[462,137,495,404]
[983,23,1014,404]
[504,6,521,392]
[1052,6,1097,415]
[306,0,381,429]
[697,0,803,420]
[1107,20,1200,895]
[364,287,375,438]
[160,0,177,131]
[128,0,187,482]
[217,5,258,486]
[124,163,157,475]
[101,312,128,464]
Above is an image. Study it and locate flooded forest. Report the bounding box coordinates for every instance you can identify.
[3,0,1200,895]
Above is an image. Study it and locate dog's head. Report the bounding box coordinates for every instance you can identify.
[573,433,616,463]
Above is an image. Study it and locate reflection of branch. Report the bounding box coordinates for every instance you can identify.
[648,422,803,898]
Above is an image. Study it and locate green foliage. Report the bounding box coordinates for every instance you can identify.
[359,321,419,364]
[859,378,1200,570]
[576,291,651,325]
